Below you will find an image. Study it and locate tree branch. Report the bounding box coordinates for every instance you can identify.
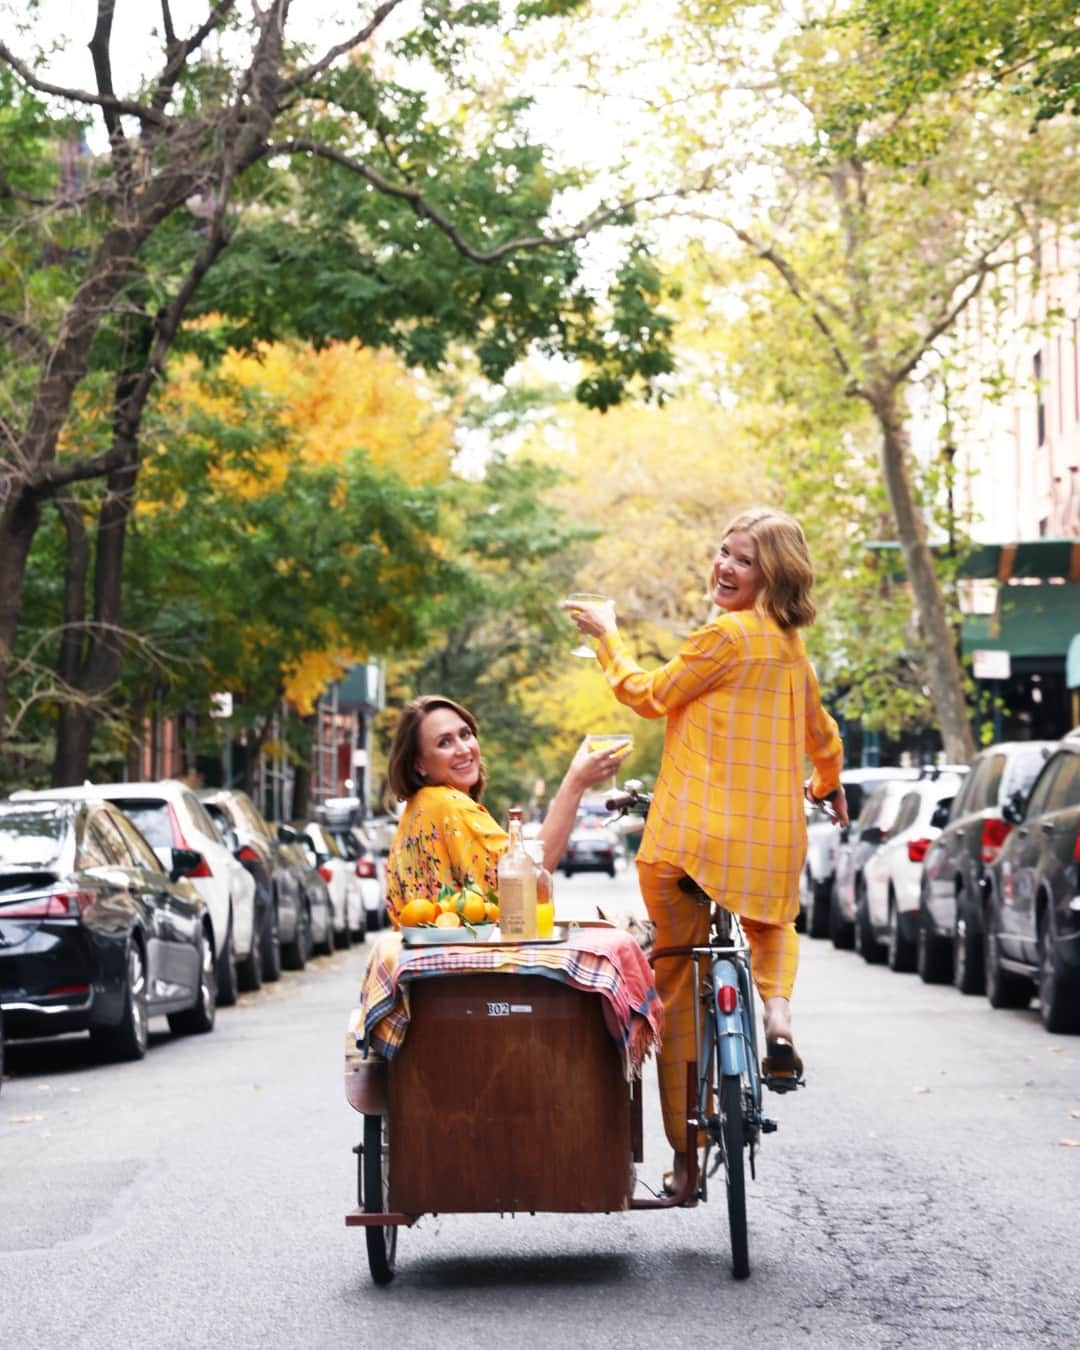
[282,0,408,93]
[0,40,171,127]
[151,0,237,115]
[0,312,49,360]
[266,138,688,264]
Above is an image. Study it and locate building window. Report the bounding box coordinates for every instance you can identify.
[1034,349,1046,446]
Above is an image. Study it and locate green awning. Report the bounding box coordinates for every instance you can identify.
[867,538,1080,582]
[961,583,1080,659]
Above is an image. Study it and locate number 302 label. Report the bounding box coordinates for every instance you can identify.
[486,1002,533,1016]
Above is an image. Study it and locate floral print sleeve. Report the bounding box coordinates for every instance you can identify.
[386,786,508,926]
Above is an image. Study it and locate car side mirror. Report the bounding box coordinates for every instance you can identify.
[1001,791,1026,826]
[929,800,953,831]
[860,825,883,845]
[276,823,299,844]
[170,847,204,882]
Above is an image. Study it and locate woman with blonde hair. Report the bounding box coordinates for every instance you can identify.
[567,506,848,1190]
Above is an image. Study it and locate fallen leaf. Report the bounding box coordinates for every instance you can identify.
[8,1114,46,1124]
[1048,1046,1064,1055]
[1058,1138,1080,1148]
[999,1093,1018,1100]
[252,1082,264,1091]
[1070,1110,1080,1120]
[67,1086,81,1095]
[912,1086,931,1095]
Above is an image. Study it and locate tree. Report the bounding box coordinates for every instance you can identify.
[0,0,676,747]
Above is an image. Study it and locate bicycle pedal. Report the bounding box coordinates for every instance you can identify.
[761,1118,778,1134]
[764,1072,805,1095]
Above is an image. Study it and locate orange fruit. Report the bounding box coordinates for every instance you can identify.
[462,893,487,925]
[398,898,437,928]
[484,900,500,923]
[438,895,455,913]
[434,910,462,928]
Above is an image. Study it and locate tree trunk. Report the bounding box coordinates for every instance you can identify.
[0,495,44,737]
[872,386,976,764]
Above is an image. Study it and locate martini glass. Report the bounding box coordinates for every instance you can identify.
[563,592,610,659]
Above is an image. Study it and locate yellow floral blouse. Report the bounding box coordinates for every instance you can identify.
[386,785,508,926]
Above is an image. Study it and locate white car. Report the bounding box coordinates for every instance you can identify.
[296,822,365,946]
[13,781,257,1006]
[861,770,968,970]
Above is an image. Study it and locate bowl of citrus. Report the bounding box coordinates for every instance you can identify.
[398,885,499,944]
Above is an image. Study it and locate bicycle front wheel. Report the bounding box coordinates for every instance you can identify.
[720,1073,749,1279]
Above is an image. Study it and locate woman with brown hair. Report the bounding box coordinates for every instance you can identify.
[384,694,624,926]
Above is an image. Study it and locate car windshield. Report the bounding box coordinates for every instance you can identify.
[111,800,172,849]
[0,808,67,868]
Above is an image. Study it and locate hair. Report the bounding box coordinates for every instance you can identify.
[721,506,817,629]
[386,694,487,802]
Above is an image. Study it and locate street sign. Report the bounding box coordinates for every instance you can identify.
[972,650,1011,681]
[209,691,234,718]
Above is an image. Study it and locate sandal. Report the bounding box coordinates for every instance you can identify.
[762,1036,805,1093]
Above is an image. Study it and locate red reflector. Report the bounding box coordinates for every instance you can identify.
[1074,829,1080,863]
[318,864,333,884]
[981,817,1012,864]
[355,858,376,878]
[46,983,90,998]
[237,845,261,864]
[717,983,738,1015]
[907,837,931,863]
[0,894,70,919]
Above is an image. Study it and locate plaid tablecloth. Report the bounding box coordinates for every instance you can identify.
[352,925,662,1078]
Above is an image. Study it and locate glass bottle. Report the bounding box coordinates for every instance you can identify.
[497,807,537,939]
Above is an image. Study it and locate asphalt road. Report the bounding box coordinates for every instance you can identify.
[3,862,1078,1350]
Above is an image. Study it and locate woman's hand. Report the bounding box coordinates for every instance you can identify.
[568,736,630,791]
[563,596,617,640]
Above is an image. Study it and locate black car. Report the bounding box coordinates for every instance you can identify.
[985,735,1080,1033]
[0,799,216,1061]
[560,821,618,878]
[918,740,1055,991]
[201,788,315,975]
[273,824,335,959]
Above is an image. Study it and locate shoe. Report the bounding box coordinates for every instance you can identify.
[762,1036,805,1093]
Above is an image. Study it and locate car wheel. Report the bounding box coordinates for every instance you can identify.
[886,896,916,973]
[92,938,149,1062]
[335,916,352,950]
[829,892,854,950]
[169,927,217,1035]
[236,915,263,993]
[216,923,238,1007]
[952,892,985,996]
[314,907,335,957]
[916,905,951,984]
[281,902,310,970]
[855,886,885,964]
[808,878,832,940]
[985,919,1032,1010]
[261,898,282,983]
[1038,912,1080,1034]
[562,866,573,878]
[606,865,616,878]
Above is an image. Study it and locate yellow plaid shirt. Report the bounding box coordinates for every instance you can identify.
[598,609,843,925]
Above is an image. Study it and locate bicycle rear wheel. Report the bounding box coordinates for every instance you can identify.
[720,1073,749,1279]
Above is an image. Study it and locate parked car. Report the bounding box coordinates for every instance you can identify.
[274,824,334,960]
[560,817,618,878]
[828,768,931,949]
[0,798,216,1060]
[322,822,387,930]
[860,770,967,970]
[984,734,1080,1032]
[800,767,922,939]
[918,740,1055,990]
[294,821,366,946]
[14,781,258,1007]
[201,788,321,976]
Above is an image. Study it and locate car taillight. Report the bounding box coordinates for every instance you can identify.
[0,891,93,918]
[318,864,332,883]
[717,984,738,1014]
[980,817,1012,864]
[237,845,261,864]
[46,983,90,998]
[907,837,931,863]
[355,857,376,879]
[1073,828,1080,863]
[167,802,214,877]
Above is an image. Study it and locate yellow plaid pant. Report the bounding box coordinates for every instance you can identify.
[638,858,800,1150]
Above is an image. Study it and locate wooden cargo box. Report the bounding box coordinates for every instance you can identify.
[388,973,632,1214]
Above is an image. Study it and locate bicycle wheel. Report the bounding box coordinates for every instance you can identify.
[720,1073,749,1279]
[363,1113,396,1285]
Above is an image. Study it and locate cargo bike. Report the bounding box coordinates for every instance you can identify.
[346,788,791,1285]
